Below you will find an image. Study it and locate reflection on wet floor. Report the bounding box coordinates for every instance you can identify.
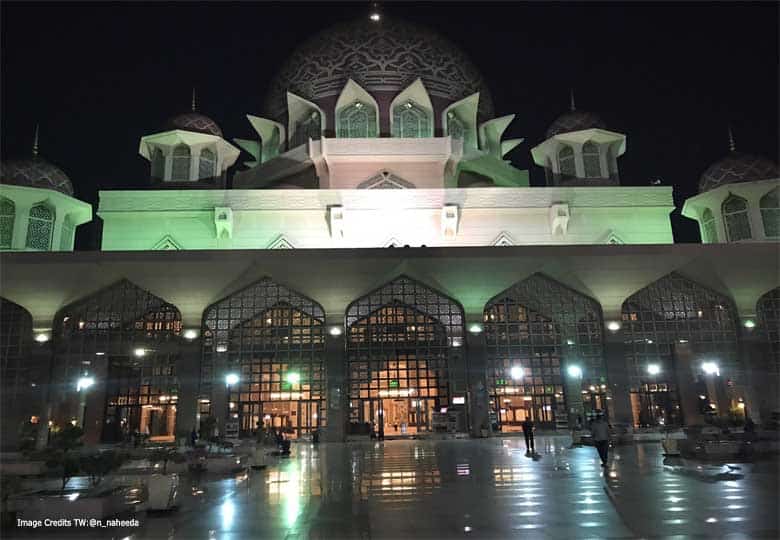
[11,436,777,539]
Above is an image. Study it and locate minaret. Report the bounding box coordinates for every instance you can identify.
[191,87,197,112]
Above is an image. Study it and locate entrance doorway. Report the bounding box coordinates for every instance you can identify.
[239,400,322,439]
[492,394,561,431]
[357,397,436,436]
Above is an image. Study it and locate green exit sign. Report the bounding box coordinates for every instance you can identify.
[496,378,507,386]
[389,379,399,388]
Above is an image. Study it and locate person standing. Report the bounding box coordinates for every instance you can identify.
[521,417,535,454]
[591,412,610,467]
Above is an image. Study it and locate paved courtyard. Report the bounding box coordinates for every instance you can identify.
[11,435,780,539]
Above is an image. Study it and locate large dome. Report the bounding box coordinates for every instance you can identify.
[1,157,74,196]
[264,17,494,124]
[166,112,223,137]
[699,152,778,193]
[546,110,607,139]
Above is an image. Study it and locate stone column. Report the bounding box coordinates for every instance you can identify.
[210,351,229,435]
[323,325,346,443]
[465,327,488,437]
[603,336,632,426]
[673,342,705,426]
[175,338,202,442]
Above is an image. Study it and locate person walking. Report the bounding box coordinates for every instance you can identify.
[591,412,610,467]
[521,417,535,455]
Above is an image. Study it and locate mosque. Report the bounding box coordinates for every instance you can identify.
[0,16,777,448]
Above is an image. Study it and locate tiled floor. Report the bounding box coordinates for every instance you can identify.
[11,436,780,539]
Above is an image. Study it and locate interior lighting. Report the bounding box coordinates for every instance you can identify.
[216,344,228,353]
[77,377,95,391]
[701,362,720,376]
[510,366,524,380]
[567,365,583,378]
[743,319,756,329]
[225,373,240,386]
[286,372,301,385]
[647,364,661,375]
[607,321,621,332]
[468,323,483,334]
[183,329,199,340]
[134,348,146,357]
[34,333,50,343]
[329,326,343,336]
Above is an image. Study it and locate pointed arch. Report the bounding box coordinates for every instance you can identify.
[153,235,182,250]
[335,80,379,138]
[267,235,295,249]
[582,141,601,178]
[760,187,779,238]
[200,277,326,438]
[198,147,216,180]
[150,146,165,181]
[558,145,575,178]
[171,144,191,181]
[1,298,33,406]
[390,79,433,138]
[701,208,718,243]
[442,92,479,149]
[25,203,54,250]
[492,232,515,246]
[722,194,751,241]
[0,197,15,249]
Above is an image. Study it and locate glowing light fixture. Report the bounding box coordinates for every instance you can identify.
[286,372,301,385]
[183,329,199,340]
[134,348,146,357]
[510,366,524,380]
[647,364,661,375]
[34,333,50,343]
[225,373,240,386]
[468,323,483,334]
[701,362,720,376]
[216,344,228,353]
[567,365,583,378]
[607,321,621,332]
[329,326,343,336]
[743,319,756,329]
[77,377,95,391]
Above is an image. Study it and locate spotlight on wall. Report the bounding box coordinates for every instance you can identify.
[510,366,524,380]
[225,373,240,386]
[468,323,483,334]
[183,329,199,340]
[646,363,661,376]
[607,321,621,332]
[567,365,583,378]
[77,377,95,391]
[134,348,146,357]
[701,362,720,376]
[34,333,50,343]
[329,326,343,337]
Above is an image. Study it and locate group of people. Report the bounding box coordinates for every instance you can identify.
[520,411,612,467]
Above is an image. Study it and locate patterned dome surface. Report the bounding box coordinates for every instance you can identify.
[264,17,494,123]
[1,157,74,196]
[166,112,223,137]
[546,110,607,139]
[699,152,779,193]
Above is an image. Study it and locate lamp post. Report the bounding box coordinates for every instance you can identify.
[76,376,95,429]
[225,373,239,436]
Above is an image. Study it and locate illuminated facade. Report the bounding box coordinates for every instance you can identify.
[0,16,778,449]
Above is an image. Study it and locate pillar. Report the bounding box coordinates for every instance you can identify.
[175,338,201,442]
[323,322,346,442]
[465,327,488,437]
[603,333,632,426]
[673,342,705,426]
[737,332,775,424]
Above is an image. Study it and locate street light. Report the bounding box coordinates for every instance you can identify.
[567,365,583,378]
[646,364,661,376]
[701,362,720,376]
[76,377,95,392]
[225,373,240,386]
[510,366,524,380]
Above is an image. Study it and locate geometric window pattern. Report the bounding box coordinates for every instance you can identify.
[0,197,14,249]
[150,147,165,181]
[483,273,605,428]
[757,287,780,372]
[337,101,377,138]
[171,144,191,182]
[0,298,33,405]
[346,276,465,427]
[357,170,415,189]
[722,194,752,242]
[25,204,54,250]
[201,277,326,437]
[760,187,779,238]
[291,111,322,148]
[558,145,576,178]
[582,141,601,178]
[621,272,740,389]
[53,279,182,440]
[701,208,718,243]
[392,100,432,138]
[198,148,216,180]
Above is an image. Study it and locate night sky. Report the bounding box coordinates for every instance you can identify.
[1,2,777,249]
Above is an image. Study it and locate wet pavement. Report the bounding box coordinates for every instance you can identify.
[10,436,780,539]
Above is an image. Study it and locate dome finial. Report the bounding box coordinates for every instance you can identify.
[569,88,576,111]
[191,87,197,112]
[728,125,736,152]
[32,123,39,157]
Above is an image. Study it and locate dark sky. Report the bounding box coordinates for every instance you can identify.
[2,1,778,249]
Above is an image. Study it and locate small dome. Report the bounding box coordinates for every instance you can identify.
[546,110,607,139]
[166,112,223,137]
[699,152,779,193]
[1,157,74,196]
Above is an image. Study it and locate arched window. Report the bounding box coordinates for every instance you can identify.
[757,288,780,370]
[150,147,165,181]
[701,208,718,243]
[447,112,465,141]
[0,298,33,406]
[722,194,751,241]
[171,144,191,181]
[392,100,432,138]
[582,141,601,178]
[25,204,54,250]
[760,187,779,238]
[291,111,321,148]
[336,101,377,138]
[0,197,14,249]
[198,148,216,180]
[558,145,575,178]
